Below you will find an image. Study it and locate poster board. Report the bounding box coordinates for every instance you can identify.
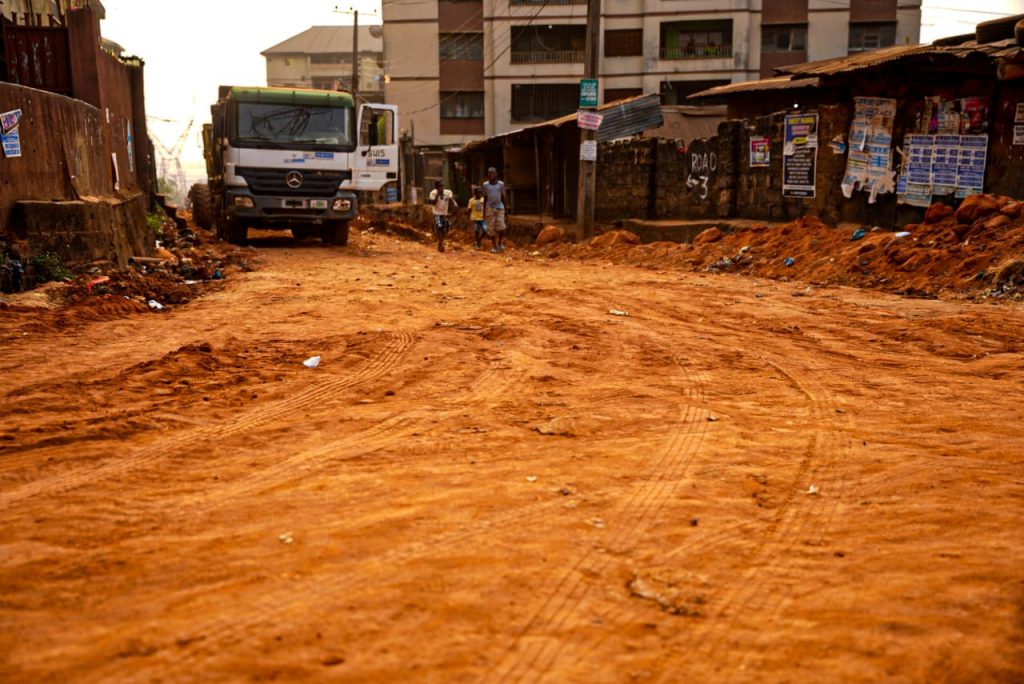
[783,114,818,198]
[896,134,989,206]
[749,136,770,168]
[841,97,897,203]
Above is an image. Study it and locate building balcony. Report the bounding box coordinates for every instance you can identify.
[510,50,584,64]
[659,45,733,60]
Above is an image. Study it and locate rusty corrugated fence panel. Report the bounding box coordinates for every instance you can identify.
[595,94,664,142]
[2,23,71,95]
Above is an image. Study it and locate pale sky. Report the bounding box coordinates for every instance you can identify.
[102,0,383,184]
[99,1,1023,185]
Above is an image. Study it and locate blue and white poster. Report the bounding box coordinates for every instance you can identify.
[1,108,22,159]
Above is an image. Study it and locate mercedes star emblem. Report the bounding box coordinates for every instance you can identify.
[285,170,304,189]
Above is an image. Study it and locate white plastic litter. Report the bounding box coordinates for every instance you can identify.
[303,356,321,369]
[608,309,630,317]
[806,485,820,495]
[147,300,164,310]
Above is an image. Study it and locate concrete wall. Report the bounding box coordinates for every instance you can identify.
[0,82,152,265]
[265,55,312,88]
[595,137,703,221]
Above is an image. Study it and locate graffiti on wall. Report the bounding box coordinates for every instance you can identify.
[686,150,717,200]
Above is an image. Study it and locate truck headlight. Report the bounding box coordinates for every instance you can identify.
[234,196,255,208]
[333,199,352,212]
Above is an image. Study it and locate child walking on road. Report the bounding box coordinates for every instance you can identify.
[428,180,457,253]
[482,167,507,253]
[468,187,487,250]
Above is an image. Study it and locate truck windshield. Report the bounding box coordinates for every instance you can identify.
[235,103,353,149]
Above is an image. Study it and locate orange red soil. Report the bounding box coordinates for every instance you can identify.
[1,227,1023,682]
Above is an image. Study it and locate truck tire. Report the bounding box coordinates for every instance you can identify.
[224,219,248,245]
[188,183,213,229]
[321,220,349,246]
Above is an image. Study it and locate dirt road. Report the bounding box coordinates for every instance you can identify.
[2,230,1023,682]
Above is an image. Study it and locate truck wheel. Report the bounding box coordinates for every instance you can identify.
[321,220,349,246]
[188,183,213,229]
[224,219,248,245]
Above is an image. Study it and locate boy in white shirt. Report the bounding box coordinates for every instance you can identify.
[428,180,457,253]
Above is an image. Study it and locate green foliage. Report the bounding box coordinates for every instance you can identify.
[146,211,166,237]
[156,176,176,196]
[30,252,73,282]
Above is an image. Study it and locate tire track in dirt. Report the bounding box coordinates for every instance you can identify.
[91,332,690,682]
[649,350,851,682]
[0,331,416,506]
[544,293,851,682]
[490,342,710,683]
[158,351,526,515]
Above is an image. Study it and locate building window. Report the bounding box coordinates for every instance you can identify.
[604,88,643,103]
[311,53,349,65]
[848,22,896,53]
[660,79,730,106]
[660,20,733,60]
[440,91,484,119]
[439,33,484,61]
[762,24,807,53]
[604,29,643,57]
[511,83,578,122]
[511,25,586,64]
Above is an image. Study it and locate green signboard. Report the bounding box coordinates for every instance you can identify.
[579,79,598,108]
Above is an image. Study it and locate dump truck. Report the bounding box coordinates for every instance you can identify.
[189,86,399,245]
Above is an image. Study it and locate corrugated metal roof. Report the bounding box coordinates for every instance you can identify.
[688,76,821,99]
[641,105,726,141]
[776,38,1021,77]
[774,44,937,77]
[688,38,1023,100]
[462,93,664,151]
[262,26,384,56]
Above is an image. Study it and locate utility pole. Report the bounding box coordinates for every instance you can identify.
[352,9,360,103]
[576,0,601,240]
[335,6,378,101]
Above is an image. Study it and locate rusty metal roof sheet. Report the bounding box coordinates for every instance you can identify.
[776,39,1021,77]
[687,76,821,100]
[641,105,726,141]
[462,93,664,151]
[688,39,1023,101]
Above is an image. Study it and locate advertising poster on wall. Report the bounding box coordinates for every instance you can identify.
[1014,125,1024,146]
[1,108,23,159]
[782,114,818,198]
[841,97,897,203]
[749,136,770,167]
[897,133,990,205]
[955,134,988,198]
[960,97,989,134]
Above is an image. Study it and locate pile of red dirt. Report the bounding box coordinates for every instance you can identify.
[545,195,1024,300]
[1,215,262,328]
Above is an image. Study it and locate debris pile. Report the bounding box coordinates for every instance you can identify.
[2,210,261,318]
[543,194,1024,300]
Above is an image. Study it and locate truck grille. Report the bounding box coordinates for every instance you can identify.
[236,167,350,197]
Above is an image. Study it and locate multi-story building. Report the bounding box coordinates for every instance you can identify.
[1,0,104,25]
[382,0,921,147]
[263,25,386,103]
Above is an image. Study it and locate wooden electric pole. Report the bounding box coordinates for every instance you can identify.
[576,0,601,240]
[335,6,379,102]
[352,10,360,103]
